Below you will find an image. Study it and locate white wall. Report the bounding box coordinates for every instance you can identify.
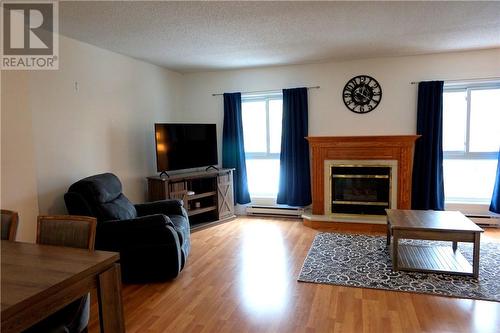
[179,49,500,164]
[1,35,182,241]
[2,40,499,242]
[1,72,40,242]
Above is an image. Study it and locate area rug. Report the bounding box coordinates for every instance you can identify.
[298,232,500,302]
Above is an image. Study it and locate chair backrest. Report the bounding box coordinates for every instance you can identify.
[1,209,19,241]
[64,173,137,222]
[37,215,97,250]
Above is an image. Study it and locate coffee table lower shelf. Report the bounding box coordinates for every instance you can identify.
[394,244,473,276]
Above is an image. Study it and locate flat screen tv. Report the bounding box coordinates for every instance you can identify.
[155,123,218,172]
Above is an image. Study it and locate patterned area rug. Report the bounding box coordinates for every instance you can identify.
[298,233,500,302]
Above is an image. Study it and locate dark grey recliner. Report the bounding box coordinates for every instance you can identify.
[64,173,190,282]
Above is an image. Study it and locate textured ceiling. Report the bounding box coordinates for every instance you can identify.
[60,1,500,73]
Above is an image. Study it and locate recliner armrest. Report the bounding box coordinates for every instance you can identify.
[96,214,178,250]
[95,214,182,282]
[135,199,185,217]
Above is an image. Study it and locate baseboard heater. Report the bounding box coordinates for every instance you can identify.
[246,205,304,218]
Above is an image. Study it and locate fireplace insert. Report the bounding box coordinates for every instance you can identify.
[331,165,391,215]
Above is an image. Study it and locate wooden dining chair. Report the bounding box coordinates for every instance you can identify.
[37,215,96,250]
[1,209,19,241]
[27,215,97,333]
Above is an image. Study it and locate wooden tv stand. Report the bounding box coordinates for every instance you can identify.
[147,169,235,231]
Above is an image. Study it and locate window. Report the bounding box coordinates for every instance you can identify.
[242,93,283,199]
[443,82,500,204]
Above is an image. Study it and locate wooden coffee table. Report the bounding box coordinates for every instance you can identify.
[386,209,484,278]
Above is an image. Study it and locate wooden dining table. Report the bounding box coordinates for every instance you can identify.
[1,241,125,332]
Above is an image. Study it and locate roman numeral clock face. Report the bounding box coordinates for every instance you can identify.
[342,75,382,113]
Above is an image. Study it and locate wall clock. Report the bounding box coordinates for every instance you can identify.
[342,75,382,113]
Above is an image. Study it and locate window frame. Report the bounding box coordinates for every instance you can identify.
[443,81,500,160]
[241,92,283,201]
[442,80,500,206]
[241,92,283,160]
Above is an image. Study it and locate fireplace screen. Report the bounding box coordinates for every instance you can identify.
[331,166,391,215]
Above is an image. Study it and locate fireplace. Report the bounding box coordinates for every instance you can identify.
[329,164,394,216]
[304,135,419,226]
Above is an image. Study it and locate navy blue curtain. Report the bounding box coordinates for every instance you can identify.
[277,87,312,207]
[411,81,445,210]
[490,149,500,213]
[222,93,251,204]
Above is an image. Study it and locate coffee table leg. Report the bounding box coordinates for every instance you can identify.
[392,231,399,271]
[472,233,480,278]
[386,218,391,245]
[452,241,458,252]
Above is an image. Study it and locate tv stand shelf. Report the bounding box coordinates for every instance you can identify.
[188,206,217,217]
[147,169,235,231]
[187,191,217,201]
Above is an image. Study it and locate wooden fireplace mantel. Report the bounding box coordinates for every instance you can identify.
[307,135,420,215]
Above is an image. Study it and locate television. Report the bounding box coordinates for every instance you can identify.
[154,123,218,172]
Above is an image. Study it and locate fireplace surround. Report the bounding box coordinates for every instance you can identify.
[304,135,419,225]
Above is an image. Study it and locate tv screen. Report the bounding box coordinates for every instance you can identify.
[155,123,218,172]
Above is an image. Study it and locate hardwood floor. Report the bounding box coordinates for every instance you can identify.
[89,217,500,333]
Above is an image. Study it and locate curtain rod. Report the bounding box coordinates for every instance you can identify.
[410,77,500,85]
[211,86,320,96]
